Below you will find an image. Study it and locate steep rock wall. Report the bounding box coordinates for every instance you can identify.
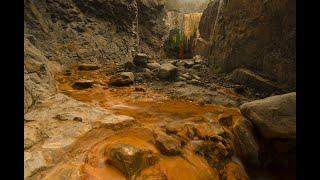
[197,0,296,90]
[137,0,168,58]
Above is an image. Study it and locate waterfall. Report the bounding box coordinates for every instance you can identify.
[211,0,224,39]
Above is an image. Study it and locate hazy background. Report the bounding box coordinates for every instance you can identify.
[165,0,212,13]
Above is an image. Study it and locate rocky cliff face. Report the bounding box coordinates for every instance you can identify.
[24,0,168,112]
[137,0,168,58]
[197,0,296,90]
[24,38,57,113]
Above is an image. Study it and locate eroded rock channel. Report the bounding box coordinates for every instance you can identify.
[24,0,296,179]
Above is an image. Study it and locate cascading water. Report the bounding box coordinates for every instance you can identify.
[211,0,224,39]
[164,12,202,59]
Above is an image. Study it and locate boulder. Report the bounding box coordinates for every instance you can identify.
[109,72,134,86]
[133,53,151,67]
[157,63,178,80]
[78,64,99,71]
[232,118,260,167]
[147,62,161,70]
[229,68,279,93]
[240,92,296,139]
[106,143,158,178]
[154,130,181,155]
[72,79,94,89]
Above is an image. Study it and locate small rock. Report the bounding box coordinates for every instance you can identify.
[133,53,151,67]
[181,73,192,80]
[107,143,158,178]
[78,64,99,71]
[192,74,201,80]
[109,72,134,86]
[147,62,161,70]
[184,61,195,68]
[154,130,181,155]
[218,114,233,126]
[144,68,152,74]
[178,76,187,81]
[135,87,146,92]
[189,79,201,85]
[158,63,178,80]
[72,79,94,89]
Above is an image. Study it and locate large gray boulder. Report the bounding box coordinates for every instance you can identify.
[240,92,296,139]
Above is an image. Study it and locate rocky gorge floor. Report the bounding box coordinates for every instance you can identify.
[24,55,296,180]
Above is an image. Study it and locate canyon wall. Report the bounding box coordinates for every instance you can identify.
[197,0,296,90]
[24,0,168,112]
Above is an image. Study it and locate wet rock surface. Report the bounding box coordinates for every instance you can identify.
[107,143,158,178]
[154,129,182,155]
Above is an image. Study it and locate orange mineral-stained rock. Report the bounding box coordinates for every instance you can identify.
[222,161,249,180]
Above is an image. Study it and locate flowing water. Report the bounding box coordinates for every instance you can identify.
[53,66,245,179]
[50,65,294,180]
